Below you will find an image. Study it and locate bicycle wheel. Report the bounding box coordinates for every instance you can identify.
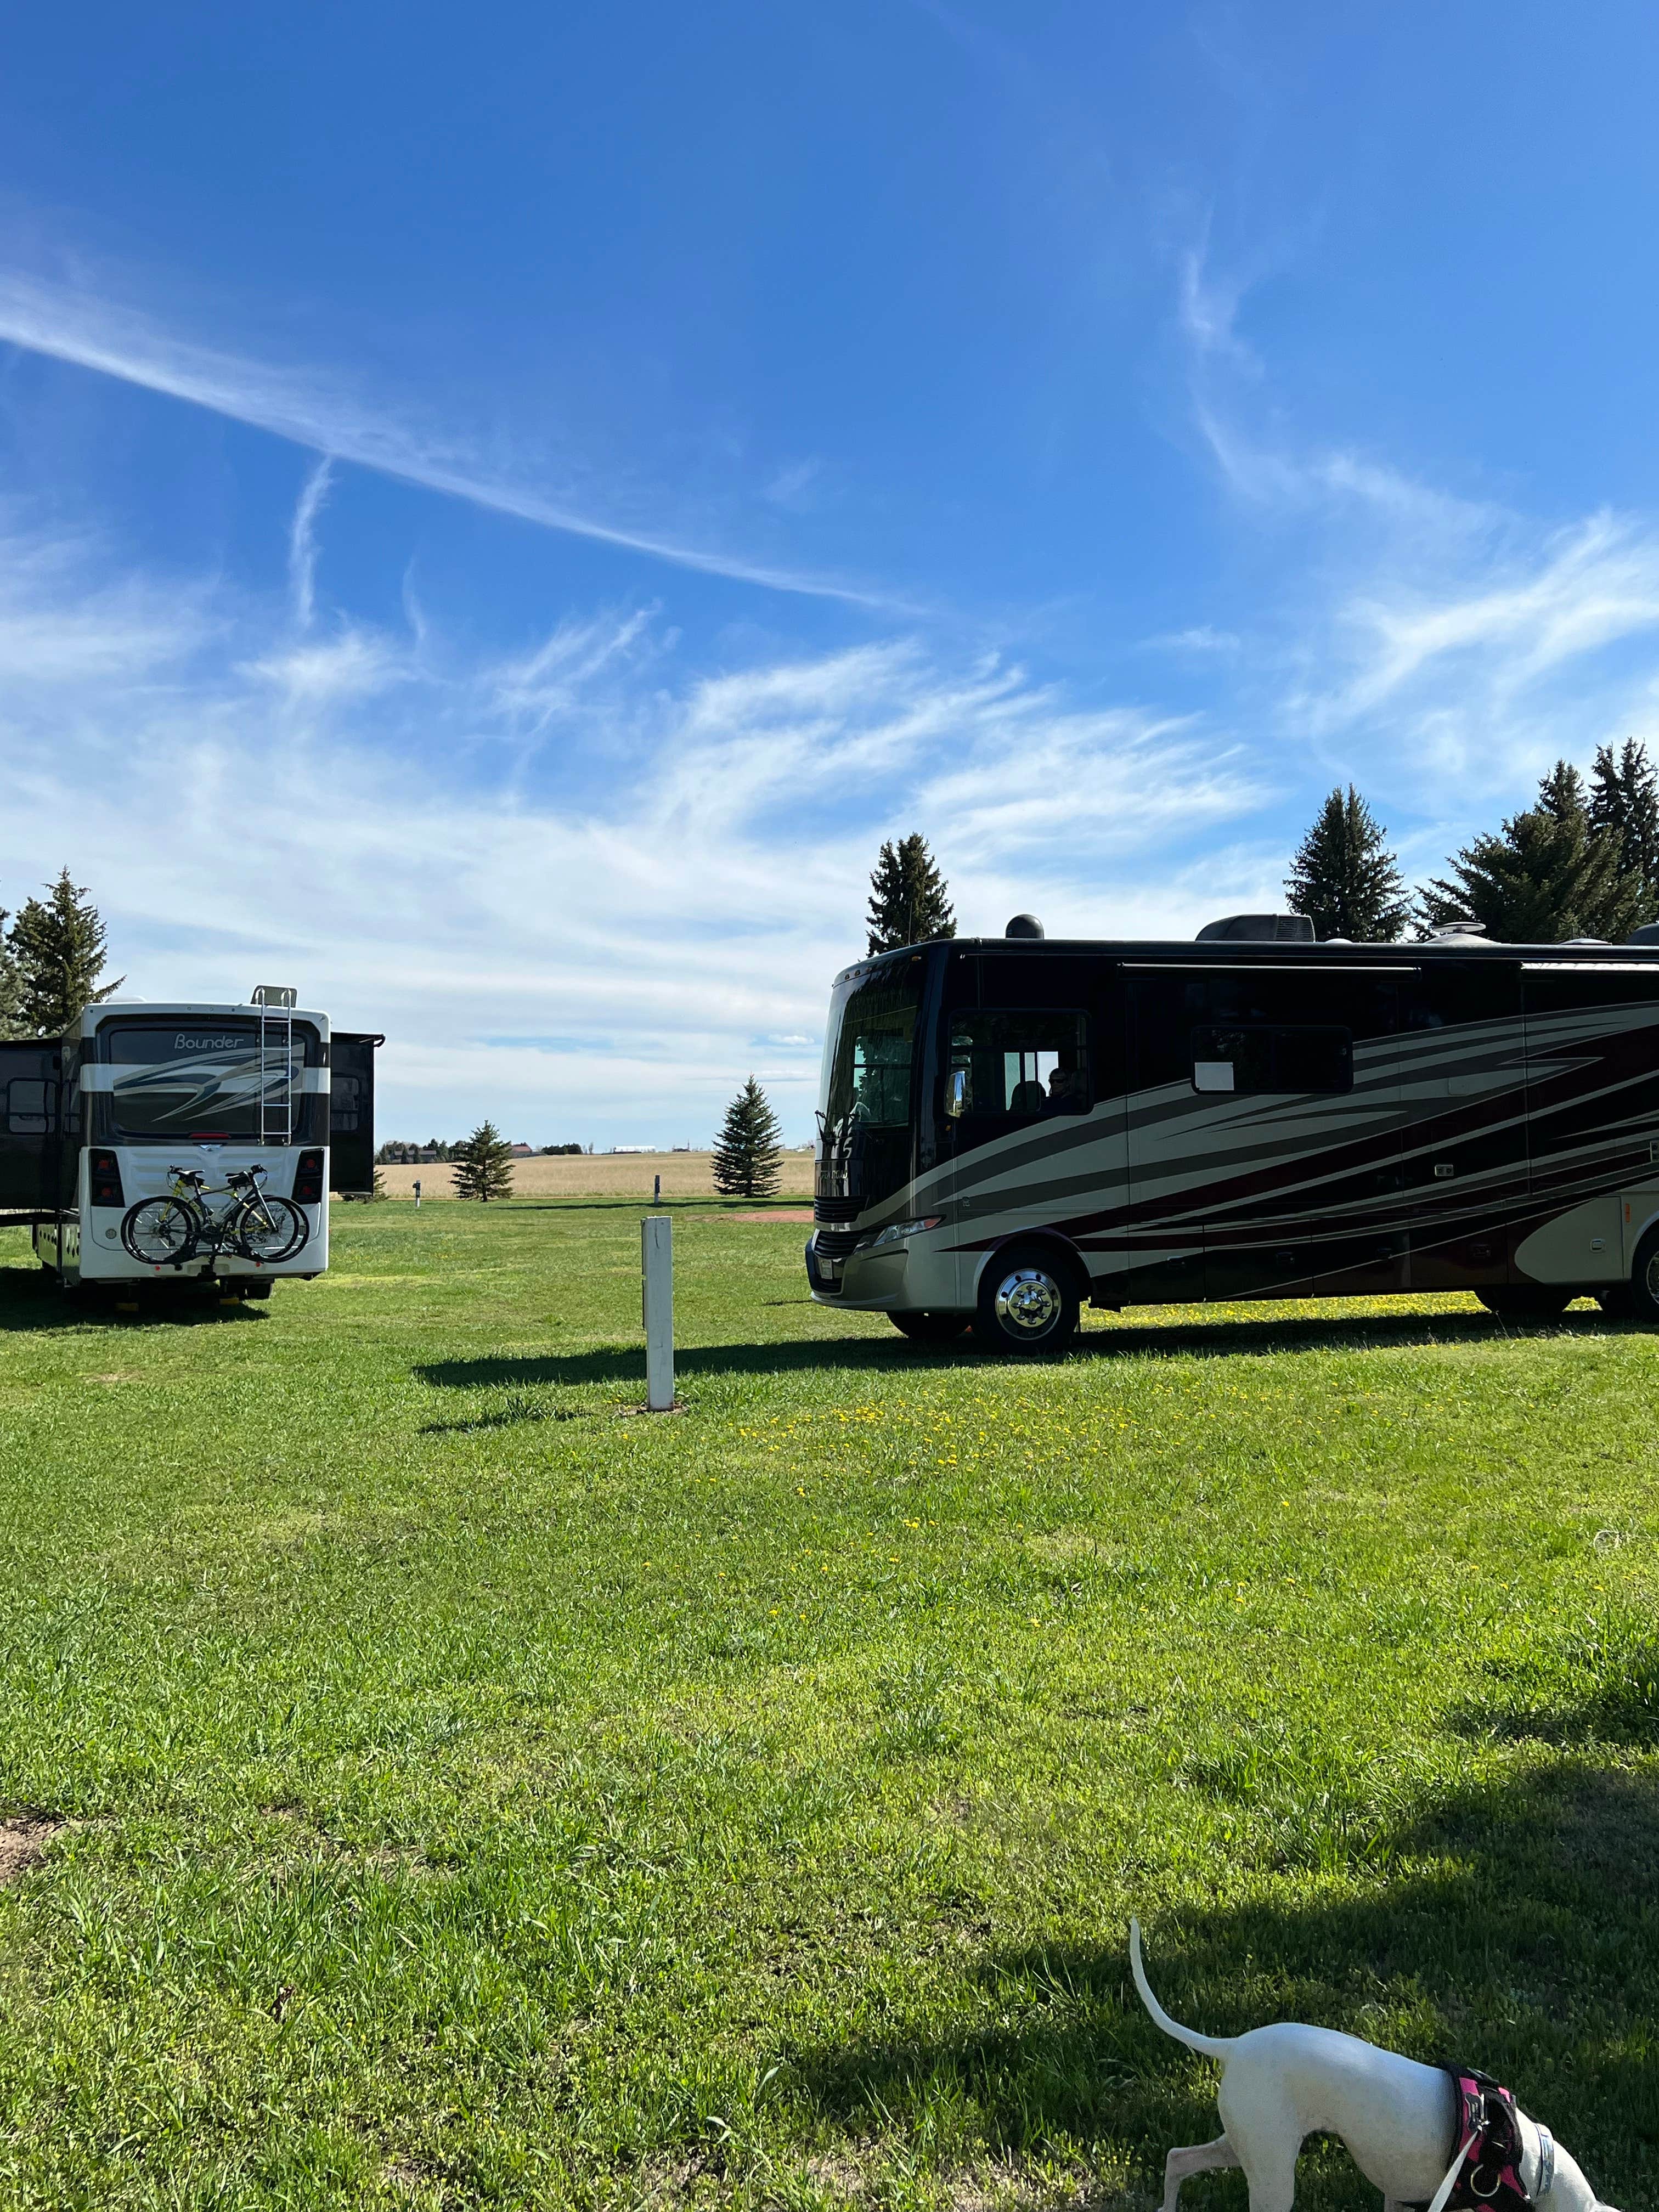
[121,1197,200,1266]
[232,1194,308,1263]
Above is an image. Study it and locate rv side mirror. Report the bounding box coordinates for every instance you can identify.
[946,1068,969,1118]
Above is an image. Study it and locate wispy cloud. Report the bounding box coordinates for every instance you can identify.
[1287,510,1659,803]
[288,456,332,630]
[1144,624,1241,654]
[1177,232,1261,375]
[1164,225,1659,809]
[242,626,408,706]
[0,264,903,608]
[0,514,1262,1138]
[1172,225,1500,555]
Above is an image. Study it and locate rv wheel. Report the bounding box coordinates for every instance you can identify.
[1629,1226,1659,1326]
[890,1311,970,1342]
[974,1246,1080,1355]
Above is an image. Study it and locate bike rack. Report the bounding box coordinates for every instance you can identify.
[252,984,297,1147]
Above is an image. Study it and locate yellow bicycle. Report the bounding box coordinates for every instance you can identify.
[120,1163,308,1268]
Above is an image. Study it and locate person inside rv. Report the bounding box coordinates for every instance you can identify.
[1046,1065,1084,1111]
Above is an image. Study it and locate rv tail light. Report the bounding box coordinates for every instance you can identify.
[293,1148,325,1205]
[89,1149,124,1207]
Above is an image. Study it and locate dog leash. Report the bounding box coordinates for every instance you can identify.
[1427,2129,1478,2212]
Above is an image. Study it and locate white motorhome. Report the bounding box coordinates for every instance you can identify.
[0,991,380,1298]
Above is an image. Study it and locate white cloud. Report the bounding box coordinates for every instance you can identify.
[1169,231,1659,814]
[243,627,408,705]
[0,262,901,608]
[0,516,1264,1141]
[1143,624,1241,654]
[1177,236,1260,374]
[1284,511,1659,805]
[288,457,332,631]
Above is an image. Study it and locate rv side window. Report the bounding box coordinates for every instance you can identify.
[946,1012,1089,1118]
[6,1079,51,1133]
[331,1073,362,1132]
[1190,1024,1352,1096]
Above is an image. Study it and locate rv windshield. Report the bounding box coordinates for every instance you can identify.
[95,1020,324,1143]
[821,968,922,1136]
[817,963,923,1210]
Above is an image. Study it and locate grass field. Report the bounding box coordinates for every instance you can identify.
[1,1199,1655,2212]
[375,1155,816,1203]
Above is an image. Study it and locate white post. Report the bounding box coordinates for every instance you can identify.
[641,1215,674,1410]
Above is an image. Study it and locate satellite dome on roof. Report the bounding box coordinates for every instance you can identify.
[1005,913,1044,939]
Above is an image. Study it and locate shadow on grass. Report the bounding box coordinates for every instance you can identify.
[785,1764,1659,2211]
[0,1265,267,1332]
[391,1197,812,1216]
[420,1389,595,1436]
[414,1307,1626,1392]
[1449,1617,1659,1750]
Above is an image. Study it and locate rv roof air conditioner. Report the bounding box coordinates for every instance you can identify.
[1194,913,1315,943]
[1429,918,1486,941]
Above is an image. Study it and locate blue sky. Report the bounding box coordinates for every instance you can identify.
[5,3,1659,1143]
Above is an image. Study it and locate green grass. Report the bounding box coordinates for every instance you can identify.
[0,1199,1655,2211]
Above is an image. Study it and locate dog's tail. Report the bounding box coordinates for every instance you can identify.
[1129,1918,1234,2058]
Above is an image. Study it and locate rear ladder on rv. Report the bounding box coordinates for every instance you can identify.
[252,985,297,1144]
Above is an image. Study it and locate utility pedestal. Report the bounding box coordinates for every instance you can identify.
[641,1215,674,1411]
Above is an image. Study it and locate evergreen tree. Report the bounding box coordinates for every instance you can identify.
[1419,760,1645,942]
[1589,738,1659,923]
[0,894,22,1040]
[1284,786,1410,940]
[452,1119,516,1201]
[7,870,123,1036]
[866,833,956,955]
[1537,758,1588,825]
[712,1076,783,1199]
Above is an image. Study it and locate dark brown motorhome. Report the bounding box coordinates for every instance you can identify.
[806,920,1659,1351]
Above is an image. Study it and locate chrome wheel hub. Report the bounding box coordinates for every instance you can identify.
[1646,1252,1659,1303]
[994,1267,1061,1336]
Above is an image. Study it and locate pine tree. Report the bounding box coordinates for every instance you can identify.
[712,1077,783,1199]
[1589,738,1659,923]
[1538,758,1588,825]
[1284,786,1410,940]
[0,894,22,1040]
[7,870,123,1036]
[452,1119,516,1201]
[866,833,956,955]
[1419,760,1645,942]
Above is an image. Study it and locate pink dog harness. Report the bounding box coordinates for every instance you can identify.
[1427,2070,1551,2212]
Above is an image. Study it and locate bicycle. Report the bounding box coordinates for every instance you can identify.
[121,1164,309,1268]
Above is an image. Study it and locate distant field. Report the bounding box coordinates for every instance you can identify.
[376,1149,817,1200]
[1,1201,1655,2210]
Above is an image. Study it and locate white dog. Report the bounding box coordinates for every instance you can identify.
[1129,1918,1618,2212]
